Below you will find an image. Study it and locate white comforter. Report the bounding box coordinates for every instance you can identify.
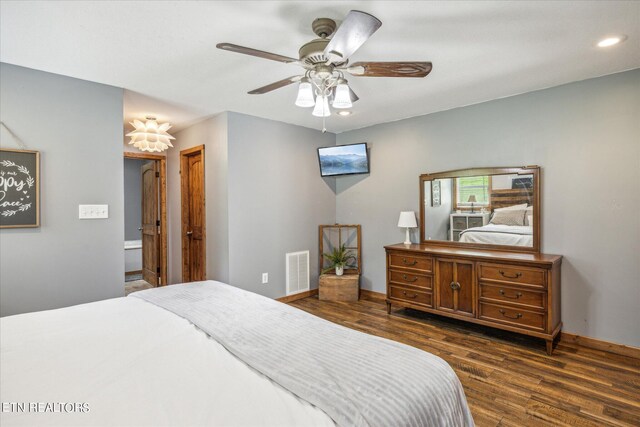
[459,224,533,247]
[0,297,334,426]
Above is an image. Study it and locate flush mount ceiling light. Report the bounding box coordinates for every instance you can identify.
[217,10,432,132]
[127,117,175,152]
[597,35,627,47]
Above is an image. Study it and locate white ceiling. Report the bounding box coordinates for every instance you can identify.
[1,1,639,134]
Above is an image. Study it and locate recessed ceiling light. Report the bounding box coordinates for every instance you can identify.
[337,111,352,116]
[597,35,626,48]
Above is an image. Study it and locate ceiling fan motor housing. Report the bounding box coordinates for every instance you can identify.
[298,38,331,66]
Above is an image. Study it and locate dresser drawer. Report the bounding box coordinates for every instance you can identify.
[388,252,433,272]
[478,263,546,287]
[479,283,545,310]
[389,270,432,290]
[479,302,545,331]
[388,285,432,307]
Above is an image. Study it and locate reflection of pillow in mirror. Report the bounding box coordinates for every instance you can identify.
[524,206,533,226]
[490,209,526,226]
[495,203,528,212]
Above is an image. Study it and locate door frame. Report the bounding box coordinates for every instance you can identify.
[124,152,168,286]
[180,144,206,282]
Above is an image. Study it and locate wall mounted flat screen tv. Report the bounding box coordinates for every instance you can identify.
[317,143,370,177]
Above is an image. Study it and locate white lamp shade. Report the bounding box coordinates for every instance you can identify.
[295,81,315,107]
[127,118,175,152]
[332,83,353,109]
[312,95,331,117]
[398,211,417,228]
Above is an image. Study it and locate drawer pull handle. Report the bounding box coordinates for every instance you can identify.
[402,258,418,266]
[499,309,522,319]
[402,291,418,299]
[402,274,418,282]
[450,281,461,291]
[499,289,523,299]
[499,270,522,279]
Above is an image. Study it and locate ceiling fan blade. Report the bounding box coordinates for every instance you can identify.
[347,62,432,78]
[217,43,298,64]
[323,11,382,63]
[248,76,302,95]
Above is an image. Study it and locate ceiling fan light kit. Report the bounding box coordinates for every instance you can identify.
[217,10,432,130]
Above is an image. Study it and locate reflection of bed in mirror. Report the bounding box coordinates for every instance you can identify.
[459,224,532,246]
[459,198,534,246]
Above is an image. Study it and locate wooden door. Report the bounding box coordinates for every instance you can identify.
[436,258,474,316]
[141,161,159,285]
[181,145,206,282]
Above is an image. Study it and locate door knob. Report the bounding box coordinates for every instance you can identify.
[186,231,193,236]
[137,227,142,231]
[450,281,461,290]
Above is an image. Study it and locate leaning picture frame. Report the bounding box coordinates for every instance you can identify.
[0,148,40,228]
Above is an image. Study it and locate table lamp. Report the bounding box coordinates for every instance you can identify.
[468,195,477,213]
[398,211,418,245]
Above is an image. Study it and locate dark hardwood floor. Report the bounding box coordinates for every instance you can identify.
[289,294,640,427]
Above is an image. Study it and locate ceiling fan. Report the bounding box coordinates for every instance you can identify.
[217,10,432,129]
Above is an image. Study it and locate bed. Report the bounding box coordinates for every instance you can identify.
[1,281,474,427]
[458,223,533,246]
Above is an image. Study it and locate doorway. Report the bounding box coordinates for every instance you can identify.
[180,145,206,282]
[123,152,167,295]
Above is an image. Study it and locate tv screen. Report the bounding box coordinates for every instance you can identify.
[317,143,369,177]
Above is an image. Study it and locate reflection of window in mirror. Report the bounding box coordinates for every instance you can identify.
[454,176,491,211]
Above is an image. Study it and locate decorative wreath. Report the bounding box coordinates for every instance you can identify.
[0,160,34,217]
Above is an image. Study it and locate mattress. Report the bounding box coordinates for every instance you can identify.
[0,296,334,426]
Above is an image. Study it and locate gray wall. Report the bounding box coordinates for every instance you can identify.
[168,112,336,298]
[226,112,336,298]
[336,69,640,347]
[123,158,146,240]
[0,63,125,316]
[168,113,229,285]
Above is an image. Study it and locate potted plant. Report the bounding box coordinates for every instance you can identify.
[322,244,356,276]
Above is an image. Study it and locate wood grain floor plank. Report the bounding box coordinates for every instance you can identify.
[289,295,640,427]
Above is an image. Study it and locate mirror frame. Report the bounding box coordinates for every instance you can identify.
[419,166,540,254]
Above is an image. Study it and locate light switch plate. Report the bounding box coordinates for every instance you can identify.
[79,204,109,219]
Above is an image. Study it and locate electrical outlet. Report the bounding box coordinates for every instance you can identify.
[262,273,268,284]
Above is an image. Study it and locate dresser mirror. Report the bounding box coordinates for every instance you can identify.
[420,166,540,253]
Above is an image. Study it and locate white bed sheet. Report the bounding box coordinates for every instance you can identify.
[0,297,334,427]
[458,224,533,247]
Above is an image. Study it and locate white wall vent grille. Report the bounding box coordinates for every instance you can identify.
[286,250,310,296]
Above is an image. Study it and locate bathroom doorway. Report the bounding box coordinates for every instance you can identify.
[123,152,167,295]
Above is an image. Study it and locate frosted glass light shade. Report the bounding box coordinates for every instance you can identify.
[333,83,353,109]
[312,95,331,117]
[397,211,417,228]
[127,118,175,152]
[295,81,315,107]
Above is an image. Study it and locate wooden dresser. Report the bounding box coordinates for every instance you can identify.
[385,243,562,354]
